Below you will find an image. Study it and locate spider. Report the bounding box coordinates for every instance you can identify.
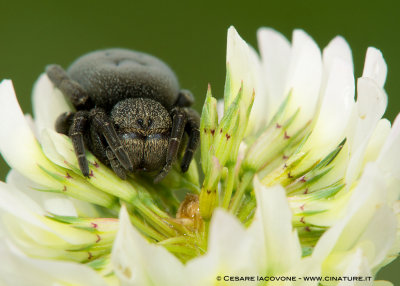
[46,48,200,183]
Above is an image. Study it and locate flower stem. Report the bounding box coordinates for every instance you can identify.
[222,163,235,209]
[128,214,165,242]
[237,195,256,224]
[165,219,192,236]
[157,236,191,246]
[147,203,171,219]
[134,201,177,238]
[162,245,198,257]
[204,219,210,246]
[229,171,254,214]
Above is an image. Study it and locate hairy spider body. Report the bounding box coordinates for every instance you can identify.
[47,49,200,182]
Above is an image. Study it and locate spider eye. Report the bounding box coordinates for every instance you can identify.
[137,119,144,127]
[148,118,153,127]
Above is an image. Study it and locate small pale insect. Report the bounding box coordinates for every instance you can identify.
[47,48,200,182]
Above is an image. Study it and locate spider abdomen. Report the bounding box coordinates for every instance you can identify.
[67,49,180,111]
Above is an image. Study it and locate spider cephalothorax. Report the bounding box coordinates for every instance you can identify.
[47,48,200,182]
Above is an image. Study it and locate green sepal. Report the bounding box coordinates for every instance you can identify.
[200,85,218,174]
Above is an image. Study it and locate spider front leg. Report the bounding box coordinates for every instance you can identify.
[46,65,93,110]
[154,107,187,183]
[106,146,127,180]
[90,108,133,173]
[181,108,200,172]
[55,112,74,135]
[175,89,194,107]
[67,111,90,177]
[174,90,200,172]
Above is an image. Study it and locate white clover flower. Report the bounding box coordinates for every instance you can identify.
[0,25,399,286]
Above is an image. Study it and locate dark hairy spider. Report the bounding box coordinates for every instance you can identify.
[46,48,200,183]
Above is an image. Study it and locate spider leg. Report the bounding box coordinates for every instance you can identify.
[55,111,75,135]
[181,108,200,172]
[46,64,93,110]
[175,89,194,107]
[90,108,133,172]
[88,124,110,165]
[106,146,127,180]
[154,107,187,183]
[69,111,90,177]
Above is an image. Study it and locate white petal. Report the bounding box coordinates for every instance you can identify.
[377,113,400,180]
[112,206,185,286]
[257,27,291,120]
[362,47,387,88]
[186,210,258,286]
[251,177,302,274]
[284,256,322,286]
[226,26,260,108]
[0,179,96,250]
[69,197,104,217]
[187,210,258,285]
[25,114,40,139]
[305,57,354,151]
[216,99,224,124]
[316,200,395,283]
[323,35,354,77]
[247,52,266,134]
[0,180,47,229]
[40,128,71,169]
[207,210,256,270]
[32,74,71,140]
[0,80,56,186]
[337,248,372,286]
[6,170,77,217]
[284,29,322,128]
[318,36,354,146]
[314,164,389,261]
[6,169,101,218]
[360,118,390,170]
[0,239,107,286]
[356,77,387,126]
[346,77,387,184]
[0,81,39,168]
[358,206,396,270]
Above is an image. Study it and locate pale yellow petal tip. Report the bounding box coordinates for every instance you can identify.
[323,35,353,70]
[118,204,129,224]
[0,78,13,88]
[32,73,52,103]
[227,26,249,57]
[293,28,318,46]
[227,25,238,37]
[328,35,351,52]
[257,27,290,53]
[33,72,50,86]
[257,26,281,36]
[0,80,17,108]
[363,47,387,87]
[33,72,71,136]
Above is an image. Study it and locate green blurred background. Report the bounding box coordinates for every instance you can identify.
[0,0,399,282]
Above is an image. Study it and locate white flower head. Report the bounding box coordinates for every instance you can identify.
[0,25,399,285]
